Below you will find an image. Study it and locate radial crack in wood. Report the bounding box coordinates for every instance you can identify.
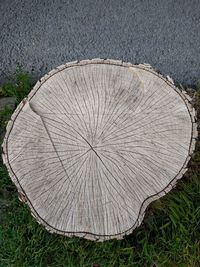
[2,59,197,241]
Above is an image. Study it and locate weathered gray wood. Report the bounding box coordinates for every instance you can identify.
[2,59,197,241]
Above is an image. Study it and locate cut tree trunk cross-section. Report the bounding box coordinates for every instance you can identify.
[2,59,197,241]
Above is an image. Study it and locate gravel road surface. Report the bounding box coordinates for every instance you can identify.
[0,0,200,85]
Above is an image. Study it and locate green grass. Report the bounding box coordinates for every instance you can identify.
[0,69,200,267]
[0,65,32,103]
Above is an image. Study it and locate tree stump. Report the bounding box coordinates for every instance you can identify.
[2,59,197,241]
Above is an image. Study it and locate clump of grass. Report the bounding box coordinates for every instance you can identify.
[0,106,13,135]
[0,66,32,139]
[0,72,200,266]
[1,65,32,104]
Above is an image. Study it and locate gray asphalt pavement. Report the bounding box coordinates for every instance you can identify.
[0,0,200,85]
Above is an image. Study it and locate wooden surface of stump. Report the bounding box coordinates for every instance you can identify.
[2,59,197,240]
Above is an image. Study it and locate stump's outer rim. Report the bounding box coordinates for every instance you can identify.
[2,59,197,241]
